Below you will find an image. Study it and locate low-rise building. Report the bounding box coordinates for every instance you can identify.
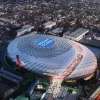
[17,25,34,37]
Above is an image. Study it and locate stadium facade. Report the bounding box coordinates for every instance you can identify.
[7,34,97,98]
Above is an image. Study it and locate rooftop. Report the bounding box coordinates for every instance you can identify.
[7,34,97,80]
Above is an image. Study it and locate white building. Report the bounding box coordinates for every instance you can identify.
[17,25,34,37]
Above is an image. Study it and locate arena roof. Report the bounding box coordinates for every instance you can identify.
[7,34,97,79]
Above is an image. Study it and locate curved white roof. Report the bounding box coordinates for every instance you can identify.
[67,43,97,79]
[7,34,97,79]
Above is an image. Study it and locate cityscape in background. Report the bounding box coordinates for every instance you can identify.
[0,0,100,100]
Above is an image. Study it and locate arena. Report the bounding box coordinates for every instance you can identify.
[7,34,97,98]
